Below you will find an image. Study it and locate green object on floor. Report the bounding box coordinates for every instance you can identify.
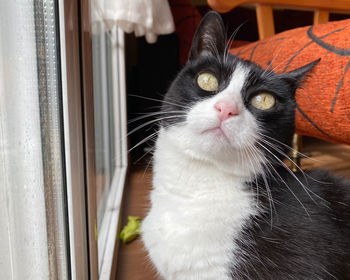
[120,216,141,243]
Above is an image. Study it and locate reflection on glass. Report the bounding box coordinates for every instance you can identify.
[91,23,117,231]
[90,6,128,275]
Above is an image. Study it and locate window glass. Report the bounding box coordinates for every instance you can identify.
[0,0,68,278]
[91,24,117,231]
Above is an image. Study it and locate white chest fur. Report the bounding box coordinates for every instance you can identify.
[141,131,258,280]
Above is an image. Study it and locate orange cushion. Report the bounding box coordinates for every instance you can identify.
[230,19,350,145]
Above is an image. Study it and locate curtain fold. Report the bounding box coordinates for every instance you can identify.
[91,0,175,43]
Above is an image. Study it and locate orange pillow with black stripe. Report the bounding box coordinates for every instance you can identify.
[230,19,350,145]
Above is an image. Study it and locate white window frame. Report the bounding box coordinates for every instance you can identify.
[58,0,128,278]
[97,25,128,279]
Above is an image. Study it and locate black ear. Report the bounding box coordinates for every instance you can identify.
[189,11,226,61]
[282,58,321,90]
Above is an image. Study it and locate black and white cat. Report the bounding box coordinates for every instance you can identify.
[141,11,350,280]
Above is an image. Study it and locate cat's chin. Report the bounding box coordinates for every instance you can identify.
[159,126,264,178]
[185,146,260,179]
[201,127,232,144]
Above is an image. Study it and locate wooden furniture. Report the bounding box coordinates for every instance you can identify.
[207,0,350,39]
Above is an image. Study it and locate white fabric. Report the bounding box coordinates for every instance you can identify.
[91,0,175,43]
[0,1,51,279]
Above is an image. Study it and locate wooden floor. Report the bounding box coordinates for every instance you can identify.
[116,138,350,280]
[116,165,158,280]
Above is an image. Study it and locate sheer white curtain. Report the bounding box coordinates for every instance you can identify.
[91,0,175,43]
[0,1,50,279]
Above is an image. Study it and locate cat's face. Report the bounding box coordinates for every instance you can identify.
[160,12,318,177]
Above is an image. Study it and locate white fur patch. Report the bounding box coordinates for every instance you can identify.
[142,63,262,279]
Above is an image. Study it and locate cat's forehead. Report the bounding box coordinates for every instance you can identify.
[190,53,240,72]
[188,54,263,83]
[226,63,249,93]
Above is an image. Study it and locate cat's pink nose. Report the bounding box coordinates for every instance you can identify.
[214,101,239,121]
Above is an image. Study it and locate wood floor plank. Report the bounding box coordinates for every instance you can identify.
[116,167,160,280]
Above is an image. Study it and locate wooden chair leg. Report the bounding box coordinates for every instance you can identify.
[291,133,302,172]
[256,4,275,39]
[313,9,330,25]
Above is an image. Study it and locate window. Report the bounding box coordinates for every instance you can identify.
[91,22,128,277]
[0,0,68,278]
[0,0,128,278]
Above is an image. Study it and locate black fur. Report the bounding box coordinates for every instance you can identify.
[234,169,350,279]
[159,11,350,279]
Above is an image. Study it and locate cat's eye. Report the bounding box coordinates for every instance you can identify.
[251,93,276,110]
[197,72,219,92]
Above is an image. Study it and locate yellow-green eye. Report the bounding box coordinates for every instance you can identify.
[197,72,218,92]
[251,93,276,110]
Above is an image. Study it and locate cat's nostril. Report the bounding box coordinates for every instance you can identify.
[215,104,222,112]
[214,101,239,121]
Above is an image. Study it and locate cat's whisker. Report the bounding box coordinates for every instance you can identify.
[144,158,153,176]
[128,131,160,152]
[258,141,312,191]
[260,165,276,227]
[143,148,156,176]
[257,142,313,217]
[224,21,247,63]
[261,47,282,77]
[257,133,329,202]
[264,51,307,76]
[262,153,312,219]
[128,110,185,124]
[259,138,330,189]
[127,115,186,137]
[254,176,260,207]
[262,145,332,210]
[242,142,277,225]
[258,133,320,163]
[262,59,288,77]
[133,144,156,164]
[252,149,278,220]
[128,94,192,110]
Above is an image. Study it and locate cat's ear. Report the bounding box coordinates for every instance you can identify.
[282,59,321,90]
[189,11,226,61]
